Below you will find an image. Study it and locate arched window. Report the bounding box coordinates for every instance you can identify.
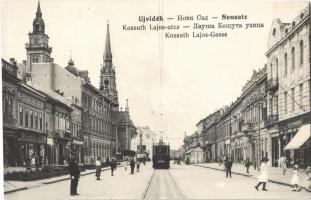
[284,53,288,76]
[291,47,295,70]
[300,40,304,65]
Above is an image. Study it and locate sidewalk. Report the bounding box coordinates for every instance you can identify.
[194,163,311,191]
[4,166,115,194]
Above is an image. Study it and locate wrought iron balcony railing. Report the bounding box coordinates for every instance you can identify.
[241,122,254,133]
[266,78,279,91]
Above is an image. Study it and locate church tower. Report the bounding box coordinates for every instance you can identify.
[99,23,119,105]
[25,1,52,72]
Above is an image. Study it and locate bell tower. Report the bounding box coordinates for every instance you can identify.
[25,1,52,72]
[99,22,119,105]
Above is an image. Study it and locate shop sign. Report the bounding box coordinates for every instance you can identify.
[47,138,54,145]
[279,119,302,130]
[73,140,84,145]
[19,133,46,143]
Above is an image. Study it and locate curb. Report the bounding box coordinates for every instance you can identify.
[194,164,252,177]
[194,164,310,192]
[4,187,27,194]
[5,166,118,194]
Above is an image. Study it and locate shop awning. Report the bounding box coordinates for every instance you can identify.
[284,124,310,150]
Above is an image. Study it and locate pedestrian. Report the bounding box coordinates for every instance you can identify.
[255,157,269,191]
[245,158,250,174]
[69,158,80,196]
[291,164,301,192]
[130,158,135,174]
[136,159,141,172]
[279,154,287,175]
[123,160,128,171]
[31,155,36,170]
[306,166,311,192]
[95,157,101,180]
[110,158,116,176]
[225,158,232,178]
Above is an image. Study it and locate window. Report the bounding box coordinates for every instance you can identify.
[291,47,295,70]
[35,112,38,129]
[19,107,24,125]
[25,109,29,127]
[275,95,278,115]
[270,63,273,78]
[299,84,303,107]
[30,111,34,128]
[284,53,288,76]
[300,40,304,65]
[284,92,288,114]
[276,58,278,78]
[292,21,296,27]
[39,114,42,130]
[291,88,295,111]
[269,98,273,115]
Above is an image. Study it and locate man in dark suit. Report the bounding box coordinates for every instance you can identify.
[225,158,233,178]
[69,158,80,196]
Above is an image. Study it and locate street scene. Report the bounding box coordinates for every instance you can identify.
[2,0,311,199]
[4,163,311,199]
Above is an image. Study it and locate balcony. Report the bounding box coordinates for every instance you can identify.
[266,78,279,91]
[241,122,254,133]
[265,114,279,126]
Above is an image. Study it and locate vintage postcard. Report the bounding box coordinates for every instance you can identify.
[1,0,311,199]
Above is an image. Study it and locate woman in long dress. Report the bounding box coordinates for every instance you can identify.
[291,164,301,192]
[255,157,269,191]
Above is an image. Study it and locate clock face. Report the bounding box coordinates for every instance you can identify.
[104,79,109,86]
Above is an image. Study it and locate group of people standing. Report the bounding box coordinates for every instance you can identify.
[221,155,311,192]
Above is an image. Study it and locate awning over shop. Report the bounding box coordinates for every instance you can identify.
[284,124,310,150]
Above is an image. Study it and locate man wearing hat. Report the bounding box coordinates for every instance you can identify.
[255,157,269,191]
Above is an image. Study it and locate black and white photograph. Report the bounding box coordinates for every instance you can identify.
[1,0,311,199]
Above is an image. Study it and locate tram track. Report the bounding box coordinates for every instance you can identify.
[142,168,184,200]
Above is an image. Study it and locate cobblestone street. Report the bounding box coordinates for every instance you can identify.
[5,162,311,200]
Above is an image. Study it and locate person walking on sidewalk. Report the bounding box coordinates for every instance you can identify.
[136,159,141,172]
[245,158,250,174]
[69,158,80,196]
[225,157,232,178]
[130,158,135,174]
[279,154,287,175]
[110,158,116,176]
[255,157,269,191]
[95,157,101,180]
[124,160,128,171]
[291,164,302,192]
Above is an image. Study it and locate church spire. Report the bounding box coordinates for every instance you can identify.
[33,1,45,33]
[36,1,42,16]
[103,22,112,62]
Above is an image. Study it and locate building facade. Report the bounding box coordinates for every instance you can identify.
[266,4,311,168]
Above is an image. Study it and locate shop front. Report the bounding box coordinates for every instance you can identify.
[72,139,84,164]
[3,130,19,167]
[279,114,310,168]
[16,131,46,168]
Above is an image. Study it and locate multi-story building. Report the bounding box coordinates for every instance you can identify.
[117,100,137,153]
[240,67,268,165]
[198,110,221,162]
[266,3,311,168]
[2,59,20,168]
[227,98,243,163]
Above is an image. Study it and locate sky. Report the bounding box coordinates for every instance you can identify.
[1,0,309,149]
